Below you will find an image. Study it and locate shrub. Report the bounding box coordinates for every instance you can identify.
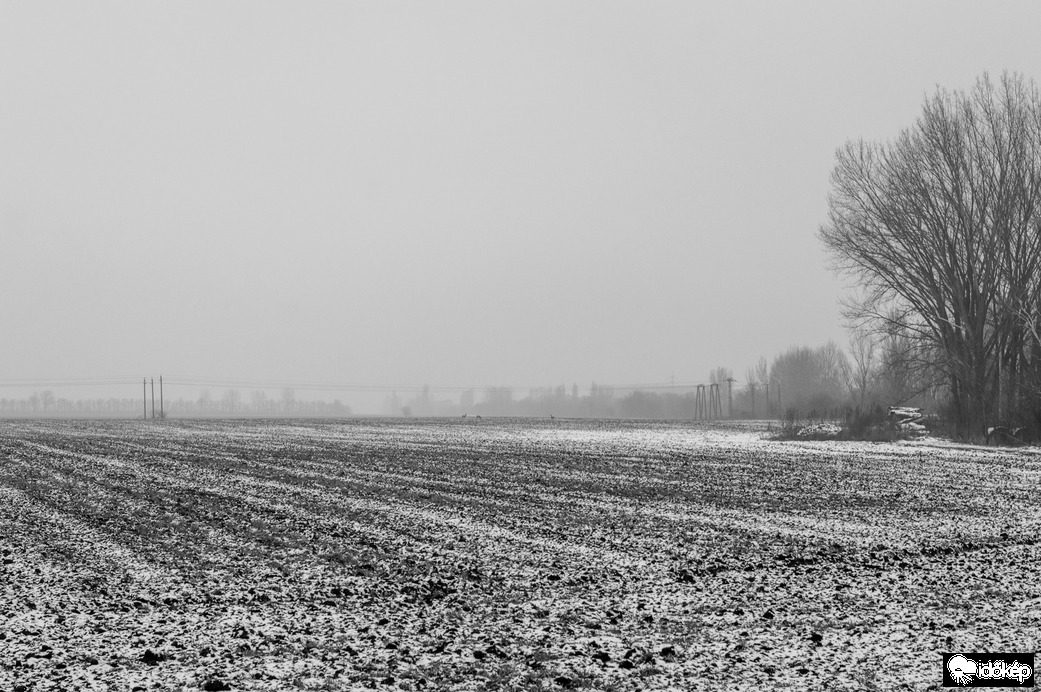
[842,405,893,440]
[772,404,924,442]
[776,408,804,439]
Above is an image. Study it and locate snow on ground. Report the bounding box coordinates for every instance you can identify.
[1,417,1039,691]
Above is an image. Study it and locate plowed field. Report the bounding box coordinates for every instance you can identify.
[1,418,1039,691]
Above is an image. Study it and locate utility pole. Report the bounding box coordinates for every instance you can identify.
[151,378,155,419]
[143,378,147,419]
[725,377,736,418]
[160,376,164,419]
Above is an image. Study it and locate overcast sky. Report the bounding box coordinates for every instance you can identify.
[3,2,1041,409]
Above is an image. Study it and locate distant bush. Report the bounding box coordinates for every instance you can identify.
[841,404,901,441]
[771,404,924,442]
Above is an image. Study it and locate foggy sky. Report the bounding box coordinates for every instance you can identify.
[3,2,1041,411]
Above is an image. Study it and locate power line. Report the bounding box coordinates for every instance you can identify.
[0,377,142,388]
[161,376,743,393]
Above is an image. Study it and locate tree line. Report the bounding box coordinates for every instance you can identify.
[386,330,956,422]
[731,335,942,421]
[388,351,905,421]
[0,389,350,418]
[0,394,141,416]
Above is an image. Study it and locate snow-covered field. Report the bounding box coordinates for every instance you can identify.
[1,418,1038,691]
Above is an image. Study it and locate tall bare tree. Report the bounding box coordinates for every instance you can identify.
[280,388,296,415]
[222,389,242,414]
[708,366,733,389]
[819,72,1041,437]
[250,390,269,414]
[753,357,769,387]
[769,344,847,414]
[842,329,877,409]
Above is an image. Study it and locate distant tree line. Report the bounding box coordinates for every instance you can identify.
[381,334,948,423]
[732,335,943,421]
[390,382,701,420]
[167,389,350,418]
[0,392,141,416]
[0,388,350,418]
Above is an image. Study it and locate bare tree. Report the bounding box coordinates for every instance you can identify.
[280,388,296,415]
[843,329,878,408]
[815,342,849,392]
[708,366,732,388]
[819,72,1041,437]
[769,344,847,414]
[753,357,769,387]
[744,366,759,417]
[222,389,242,414]
[250,390,269,415]
[708,366,734,417]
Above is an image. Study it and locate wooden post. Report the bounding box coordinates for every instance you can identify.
[151,378,155,419]
[160,376,164,419]
[143,378,147,419]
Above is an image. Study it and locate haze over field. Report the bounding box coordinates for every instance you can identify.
[3,2,1041,411]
